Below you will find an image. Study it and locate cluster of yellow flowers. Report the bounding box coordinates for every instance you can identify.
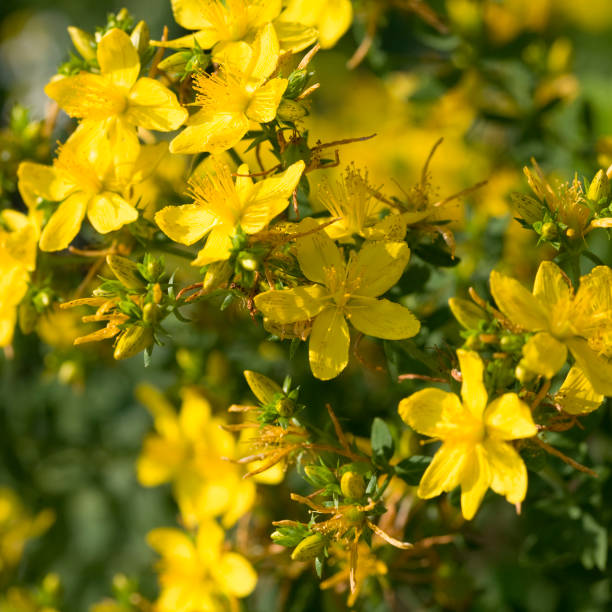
[2,0,611,608]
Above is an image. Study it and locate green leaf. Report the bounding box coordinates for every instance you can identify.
[371,417,394,463]
[581,513,607,571]
[314,556,323,578]
[394,455,431,485]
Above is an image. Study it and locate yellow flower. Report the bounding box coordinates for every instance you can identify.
[17,130,167,251]
[136,384,255,528]
[157,0,316,58]
[490,261,612,395]
[155,158,304,266]
[0,210,38,346]
[554,366,604,415]
[399,350,537,520]
[317,165,405,242]
[254,218,420,380]
[44,28,187,163]
[148,522,257,612]
[169,24,287,155]
[279,0,353,49]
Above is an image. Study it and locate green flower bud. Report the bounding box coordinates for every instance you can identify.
[142,302,160,324]
[33,289,52,310]
[145,256,165,283]
[284,69,309,99]
[203,261,232,291]
[465,335,482,350]
[587,169,609,208]
[277,99,308,122]
[344,507,365,525]
[238,252,258,271]
[341,471,366,500]
[291,533,325,561]
[113,326,153,360]
[67,26,97,61]
[499,334,523,352]
[158,51,191,75]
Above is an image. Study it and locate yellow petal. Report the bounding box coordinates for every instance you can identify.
[214,552,258,598]
[566,337,612,396]
[131,142,169,184]
[417,441,468,499]
[97,28,140,89]
[460,443,490,520]
[484,393,537,440]
[126,77,188,131]
[244,370,282,404]
[555,366,604,415]
[317,0,353,48]
[309,306,350,380]
[171,0,215,29]
[213,40,253,75]
[483,438,528,505]
[147,528,196,563]
[39,191,88,251]
[17,161,75,202]
[246,22,280,82]
[345,296,420,339]
[520,332,567,378]
[137,436,184,486]
[178,387,212,441]
[457,349,488,419]
[169,113,249,155]
[296,217,345,285]
[448,297,487,330]
[347,241,410,297]
[191,224,233,265]
[533,260,572,308]
[249,0,283,27]
[105,117,142,173]
[221,479,256,527]
[135,383,181,439]
[398,388,466,438]
[254,285,329,324]
[246,78,287,123]
[280,0,324,26]
[87,192,138,234]
[156,29,221,49]
[195,519,224,563]
[155,204,217,245]
[44,73,123,120]
[234,163,254,201]
[274,20,318,53]
[489,269,549,331]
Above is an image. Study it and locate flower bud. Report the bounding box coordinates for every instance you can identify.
[341,471,366,500]
[277,99,308,122]
[515,362,536,384]
[18,301,38,334]
[68,26,97,61]
[510,192,543,224]
[142,302,160,324]
[145,256,165,283]
[152,283,163,304]
[587,169,609,208]
[33,289,52,310]
[113,326,153,360]
[203,261,232,291]
[238,252,258,271]
[130,20,150,58]
[499,334,522,352]
[158,51,190,75]
[285,69,309,99]
[291,533,325,561]
[344,507,365,525]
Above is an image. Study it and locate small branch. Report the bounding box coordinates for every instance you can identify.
[533,436,598,477]
[326,403,351,453]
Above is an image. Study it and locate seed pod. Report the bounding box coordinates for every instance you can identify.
[113,326,153,360]
[540,222,558,240]
[106,255,144,290]
[291,533,325,561]
[587,169,609,207]
[341,472,366,500]
[275,397,295,417]
[68,26,97,61]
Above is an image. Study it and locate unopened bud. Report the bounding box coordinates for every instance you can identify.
[68,26,96,61]
[152,283,162,304]
[33,290,52,310]
[18,301,38,334]
[284,69,309,99]
[499,334,522,352]
[238,252,258,271]
[291,533,325,561]
[158,51,190,74]
[304,465,336,487]
[142,302,160,324]
[341,472,366,500]
[515,362,536,384]
[113,326,153,360]
[203,261,232,291]
[130,20,150,58]
[344,507,365,525]
[587,169,609,207]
